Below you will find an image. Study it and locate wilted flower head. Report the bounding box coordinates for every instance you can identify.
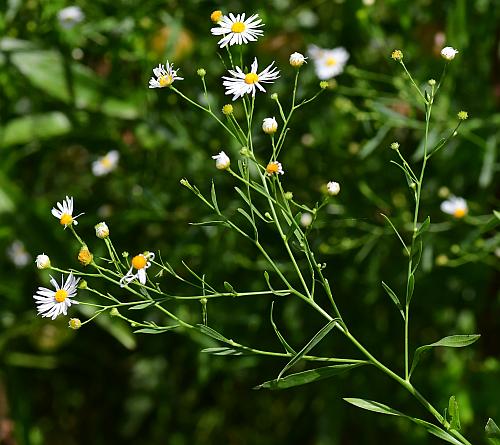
[33,273,80,320]
[289,52,307,67]
[308,45,349,80]
[212,151,231,170]
[51,196,83,228]
[222,58,280,101]
[262,117,278,135]
[266,161,284,176]
[441,196,468,218]
[92,150,119,177]
[95,222,109,239]
[441,46,458,60]
[36,254,51,270]
[327,181,340,196]
[149,61,184,88]
[78,245,93,266]
[57,6,85,29]
[211,13,264,48]
[120,252,155,287]
[7,240,31,268]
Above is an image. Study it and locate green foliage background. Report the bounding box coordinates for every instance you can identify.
[0,0,498,444]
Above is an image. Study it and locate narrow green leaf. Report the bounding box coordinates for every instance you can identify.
[380,213,409,255]
[133,325,179,334]
[237,207,257,233]
[201,347,244,356]
[359,123,391,159]
[128,302,154,310]
[406,273,415,304]
[410,334,481,377]
[211,180,220,213]
[264,271,289,296]
[479,135,496,188]
[448,395,461,431]
[278,319,338,380]
[411,239,423,274]
[381,281,405,320]
[270,302,296,354]
[416,216,431,237]
[234,187,267,222]
[494,210,500,220]
[223,281,236,295]
[486,418,500,445]
[189,220,228,227]
[196,324,230,343]
[285,212,303,242]
[256,364,362,390]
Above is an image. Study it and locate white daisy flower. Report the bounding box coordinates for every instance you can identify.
[211,13,264,48]
[57,6,85,29]
[441,46,458,61]
[33,273,80,320]
[223,58,280,101]
[35,253,51,270]
[6,240,31,268]
[266,161,284,176]
[91,150,119,176]
[262,117,278,134]
[51,196,83,228]
[308,45,349,80]
[289,52,307,67]
[120,252,155,287]
[440,196,468,218]
[149,62,184,89]
[327,181,340,196]
[212,151,231,170]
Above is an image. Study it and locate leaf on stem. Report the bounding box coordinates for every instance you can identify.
[270,301,296,354]
[211,180,220,214]
[416,216,430,237]
[263,271,289,297]
[409,334,481,378]
[380,213,409,255]
[448,395,461,431]
[201,347,244,356]
[343,398,463,445]
[381,281,405,320]
[406,273,415,304]
[134,325,179,334]
[234,187,267,222]
[485,418,500,445]
[255,364,362,390]
[277,319,338,380]
[223,281,237,295]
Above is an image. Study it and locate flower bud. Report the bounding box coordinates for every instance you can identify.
[110,307,120,317]
[212,151,230,170]
[457,110,468,120]
[284,191,294,200]
[326,181,340,196]
[68,318,82,330]
[391,49,403,61]
[441,46,458,61]
[78,279,88,289]
[222,104,234,115]
[428,79,436,86]
[270,93,278,101]
[35,254,51,270]
[78,245,93,266]
[239,147,251,157]
[197,68,206,77]
[95,222,109,239]
[390,142,400,150]
[319,80,329,89]
[289,52,307,67]
[262,117,278,135]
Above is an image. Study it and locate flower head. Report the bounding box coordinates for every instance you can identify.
[78,245,93,266]
[120,252,155,287]
[57,6,85,29]
[95,222,110,239]
[33,273,80,320]
[223,58,280,101]
[308,45,349,80]
[149,62,183,88]
[212,151,231,170]
[289,52,307,67]
[211,13,264,48]
[300,212,313,227]
[441,196,468,218]
[211,10,223,23]
[262,117,278,135]
[441,46,458,61]
[51,196,83,228]
[457,110,468,120]
[390,142,400,150]
[266,161,284,176]
[391,49,403,61]
[69,318,82,330]
[36,254,51,270]
[327,181,340,196]
[222,104,234,115]
[92,150,119,177]
[7,240,31,268]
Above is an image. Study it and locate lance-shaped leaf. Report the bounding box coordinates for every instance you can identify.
[409,334,481,378]
[234,187,267,222]
[201,347,244,356]
[486,418,500,445]
[448,395,461,431]
[270,301,296,355]
[255,364,362,390]
[416,216,431,237]
[277,319,338,380]
[196,324,231,343]
[344,398,463,445]
[381,281,405,320]
[134,325,179,334]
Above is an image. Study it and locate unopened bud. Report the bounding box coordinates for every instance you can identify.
[95,222,109,239]
[78,245,93,266]
[68,318,82,330]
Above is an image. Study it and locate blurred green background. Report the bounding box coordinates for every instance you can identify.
[0,0,499,444]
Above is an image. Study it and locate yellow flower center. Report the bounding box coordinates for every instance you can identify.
[60,213,73,226]
[325,57,337,66]
[159,75,173,87]
[231,21,246,33]
[100,156,112,168]
[244,73,259,84]
[211,10,223,23]
[55,289,68,303]
[132,255,147,270]
[453,208,467,218]
[266,163,279,174]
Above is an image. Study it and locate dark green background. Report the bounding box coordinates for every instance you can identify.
[0,0,498,444]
